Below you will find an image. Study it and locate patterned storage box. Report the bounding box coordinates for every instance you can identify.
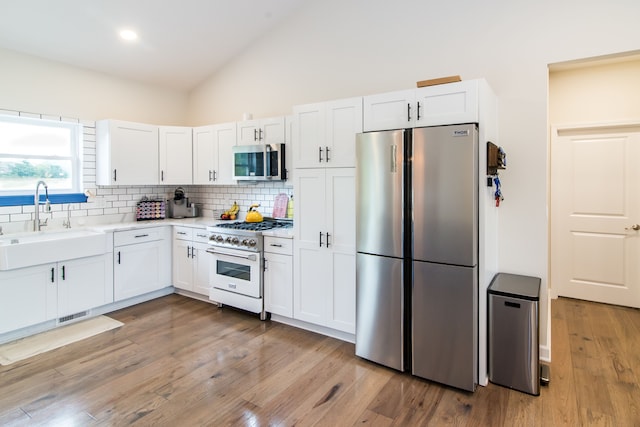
[136,200,166,221]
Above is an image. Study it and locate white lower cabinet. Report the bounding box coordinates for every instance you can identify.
[57,255,114,317]
[114,227,171,301]
[173,226,211,296]
[0,253,113,335]
[0,264,57,334]
[264,236,293,317]
[293,168,356,334]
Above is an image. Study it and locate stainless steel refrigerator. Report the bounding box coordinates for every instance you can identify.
[355,124,478,392]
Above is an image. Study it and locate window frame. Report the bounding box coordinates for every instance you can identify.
[0,114,86,206]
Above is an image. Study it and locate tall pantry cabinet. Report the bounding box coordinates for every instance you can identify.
[292,97,361,334]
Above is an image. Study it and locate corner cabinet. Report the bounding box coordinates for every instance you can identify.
[193,123,237,185]
[293,168,356,334]
[113,227,171,301]
[363,79,480,131]
[159,126,193,185]
[96,120,159,185]
[292,97,362,168]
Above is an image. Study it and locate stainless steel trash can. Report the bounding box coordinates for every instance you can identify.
[488,273,541,395]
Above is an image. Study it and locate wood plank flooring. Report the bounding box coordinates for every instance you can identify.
[1,294,639,426]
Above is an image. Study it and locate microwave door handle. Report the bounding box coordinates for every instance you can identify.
[265,145,272,179]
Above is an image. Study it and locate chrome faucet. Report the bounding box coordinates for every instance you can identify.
[34,180,50,231]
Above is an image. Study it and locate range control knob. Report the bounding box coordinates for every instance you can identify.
[225,236,232,243]
[215,235,224,242]
[241,239,249,246]
[232,237,240,244]
[248,239,257,247]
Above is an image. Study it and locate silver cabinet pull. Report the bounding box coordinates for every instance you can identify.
[135,234,149,238]
[326,232,331,248]
[270,243,283,247]
[206,248,257,261]
[319,146,324,162]
[319,231,324,247]
[187,246,191,258]
[191,246,196,258]
[326,146,330,162]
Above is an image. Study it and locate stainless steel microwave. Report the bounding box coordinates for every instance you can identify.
[232,143,286,181]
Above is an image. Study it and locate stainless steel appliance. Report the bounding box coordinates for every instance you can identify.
[355,123,478,392]
[207,219,292,320]
[232,143,286,181]
[168,187,199,218]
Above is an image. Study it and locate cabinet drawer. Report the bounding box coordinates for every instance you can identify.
[114,227,164,246]
[264,237,293,255]
[173,226,193,241]
[192,228,209,243]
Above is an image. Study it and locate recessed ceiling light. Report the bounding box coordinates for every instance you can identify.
[119,29,138,41]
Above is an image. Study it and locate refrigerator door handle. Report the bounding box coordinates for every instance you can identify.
[390,145,398,173]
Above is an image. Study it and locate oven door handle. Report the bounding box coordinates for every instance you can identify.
[206,248,258,261]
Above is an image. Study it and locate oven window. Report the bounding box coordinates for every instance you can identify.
[216,260,251,281]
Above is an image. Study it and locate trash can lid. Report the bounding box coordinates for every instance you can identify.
[488,273,541,301]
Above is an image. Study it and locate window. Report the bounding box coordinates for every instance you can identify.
[0,114,84,205]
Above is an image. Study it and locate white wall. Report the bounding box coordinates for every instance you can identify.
[187,0,640,355]
[0,48,188,125]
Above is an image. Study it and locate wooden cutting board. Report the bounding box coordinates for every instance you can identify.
[272,193,289,218]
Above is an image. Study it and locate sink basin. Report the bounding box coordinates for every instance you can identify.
[0,229,109,270]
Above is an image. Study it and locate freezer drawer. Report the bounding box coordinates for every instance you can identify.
[355,253,404,371]
[488,273,541,395]
[412,261,477,391]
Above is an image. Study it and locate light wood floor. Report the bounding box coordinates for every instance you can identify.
[1,294,639,426]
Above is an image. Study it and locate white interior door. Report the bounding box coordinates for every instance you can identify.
[551,124,640,307]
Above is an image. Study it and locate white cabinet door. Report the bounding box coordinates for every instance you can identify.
[214,122,237,185]
[237,117,286,145]
[363,89,415,132]
[292,97,361,169]
[193,123,237,185]
[114,228,170,301]
[325,98,362,168]
[264,252,293,317]
[96,120,159,185]
[159,126,193,185]
[57,255,113,317]
[294,169,328,324]
[0,264,57,334]
[172,238,193,291]
[191,241,211,296]
[414,80,479,127]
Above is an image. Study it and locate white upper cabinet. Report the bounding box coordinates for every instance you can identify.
[159,126,193,185]
[363,80,481,131]
[237,117,286,145]
[293,97,362,168]
[193,123,237,185]
[96,120,159,186]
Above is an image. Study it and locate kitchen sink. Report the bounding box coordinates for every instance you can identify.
[0,229,109,270]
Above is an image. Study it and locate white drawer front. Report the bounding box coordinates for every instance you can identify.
[114,227,164,246]
[173,226,193,241]
[192,229,210,243]
[264,236,293,255]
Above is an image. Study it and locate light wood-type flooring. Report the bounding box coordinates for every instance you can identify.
[1,294,639,426]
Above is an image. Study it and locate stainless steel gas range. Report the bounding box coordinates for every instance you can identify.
[206,219,292,320]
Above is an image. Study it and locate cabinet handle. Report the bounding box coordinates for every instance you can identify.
[270,243,283,247]
[135,234,149,238]
[196,233,207,238]
[118,251,121,264]
[416,101,422,121]
[51,267,55,283]
[254,129,258,141]
[187,246,191,258]
[177,231,187,235]
[407,103,411,122]
[161,170,164,181]
[213,170,217,181]
[319,146,324,162]
[113,169,117,182]
[191,246,196,258]
[319,231,324,247]
[62,265,66,280]
[264,258,268,272]
[259,128,263,141]
[326,232,331,248]
[325,146,330,162]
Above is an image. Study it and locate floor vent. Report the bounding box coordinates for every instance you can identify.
[58,311,89,324]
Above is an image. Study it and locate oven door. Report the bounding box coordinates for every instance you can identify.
[207,247,261,298]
